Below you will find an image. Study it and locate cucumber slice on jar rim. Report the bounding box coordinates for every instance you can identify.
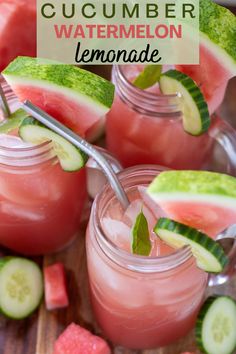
[196,296,236,354]
[0,257,43,319]
[0,109,30,134]
[154,218,228,273]
[19,117,88,172]
[159,70,210,136]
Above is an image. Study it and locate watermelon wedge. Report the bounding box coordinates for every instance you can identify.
[176,0,236,115]
[0,0,36,72]
[2,57,115,142]
[147,171,236,237]
[44,263,69,311]
[53,323,111,354]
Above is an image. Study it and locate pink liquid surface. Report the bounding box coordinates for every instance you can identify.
[87,186,208,349]
[0,134,87,255]
[106,66,217,169]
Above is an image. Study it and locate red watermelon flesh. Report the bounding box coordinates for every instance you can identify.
[44,263,69,311]
[176,44,231,115]
[3,57,114,142]
[12,85,100,138]
[159,201,236,238]
[147,171,236,239]
[53,323,111,354]
[0,0,36,72]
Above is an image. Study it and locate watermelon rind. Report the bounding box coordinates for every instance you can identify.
[200,0,236,75]
[147,171,236,208]
[2,56,115,116]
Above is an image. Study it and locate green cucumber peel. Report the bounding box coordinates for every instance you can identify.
[160,69,210,136]
[196,295,236,354]
[19,118,88,171]
[132,210,151,256]
[155,218,228,273]
[133,65,162,90]
[0,257,44,319]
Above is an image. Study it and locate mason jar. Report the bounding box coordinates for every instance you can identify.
[86,165,208,350]
[0,78,87,255]
[106,65,236,173]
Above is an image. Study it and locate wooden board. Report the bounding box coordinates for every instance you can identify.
[0,200,236,354]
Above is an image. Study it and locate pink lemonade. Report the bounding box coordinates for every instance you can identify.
[0,132,87,255]
[86,166,208,350]
[106,65,235,170]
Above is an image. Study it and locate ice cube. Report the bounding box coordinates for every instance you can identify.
[123,198,156,234]
[101,217,131,251]
[138,186,166,220]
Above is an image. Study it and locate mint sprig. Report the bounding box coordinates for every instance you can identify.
[132,211,151,256]
[133,65,162,90]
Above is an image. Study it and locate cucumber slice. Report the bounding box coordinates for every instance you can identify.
[19,118,88,172]
[196,296,236,354]
[159,70,210,136]
[0,109,29,134]
[0,257,43,319]
[154,218,228,273]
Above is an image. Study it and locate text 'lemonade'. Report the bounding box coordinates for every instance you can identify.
[86,166,208,350]
[0,86,87,255]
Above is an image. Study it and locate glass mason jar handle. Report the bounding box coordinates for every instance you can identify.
[209,116,236,176]
[209,233,236,287]
[208,117,236,285]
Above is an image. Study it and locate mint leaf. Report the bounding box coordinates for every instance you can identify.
[0,109,29,134]
[133,65,162,90]
[132,211,151,256]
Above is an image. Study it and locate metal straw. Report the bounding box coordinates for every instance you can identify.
[0,79,11,118]
[22,100,130,209]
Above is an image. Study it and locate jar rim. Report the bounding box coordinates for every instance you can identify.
[93,165,193,273]
[113,65,183,118]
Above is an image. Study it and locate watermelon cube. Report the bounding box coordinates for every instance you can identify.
[53,323,111,354]
[44,263,69,311]
[0,0,36,72]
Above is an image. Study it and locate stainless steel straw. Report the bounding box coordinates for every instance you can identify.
[22,100,130,209]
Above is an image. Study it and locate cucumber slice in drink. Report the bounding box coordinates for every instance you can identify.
[0,257,43,319]
[154,218,228,273]
[159,70,210,136]
[0,109,29,134]
[19,118,88,172]
[196,296,236,354]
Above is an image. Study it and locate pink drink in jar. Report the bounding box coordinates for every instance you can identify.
[0,134,87,255]
[106,66,236,171]
[86,166,208,350]
[0,84,87,255]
